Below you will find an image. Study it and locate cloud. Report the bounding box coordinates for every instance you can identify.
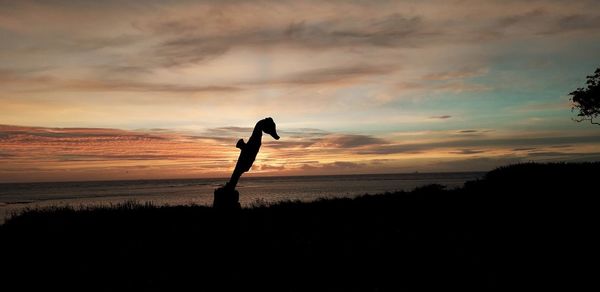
[542,13,600,35]
[495,9,547,29]
[516,101,571,112]
[257,164,286,171]
[2,1,600,181]
[317,134,388,148]
[0,69,54,86]
[396,80,491,93]
[3,123,600,182]
[145,12,432,67]
[194,128,387,150]
[525,151,572,157]
[357,135,600,155]
[203,127,254,137]
[433,82,491,93]
[330,161,363,169]
[430,115,452,119]
[0,152,15,158]
[455,129,494,137]
[474,8,600,40]
[10,77,241,93]
[2,62,396,95]
[0,124,231,161]
[250,64,398,86]
[512,147,537,151]
[299,161,364,172]
[423,67,488,81]
[429,157,525,172]
[450,149,486,155]
[193,127,328,148]
[0,124,167,141]
[56,153,198,162]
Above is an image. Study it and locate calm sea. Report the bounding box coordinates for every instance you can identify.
[0,172,484,223]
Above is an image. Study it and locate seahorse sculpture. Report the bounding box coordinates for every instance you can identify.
[213,117,280,209]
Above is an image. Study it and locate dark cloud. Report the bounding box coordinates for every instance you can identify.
[62,34,144,52]
[204,127,254,137]
[396,80,490,93]
[525,151,571,157]
[0,125,167,141]
[0,69,54,85]
[253,65,397,86]
[516,151,600,164]
[495,9,546,29]
[486,9,600,37]
[280,128,329,139]
[0,71,241,93]
[147,13,433,67]
[154,39,230,67]
[320,134,388,148]
[357,135,600,155]
[56,153,198,162]
[194,128,386,150]
[423,67,488,81]
[299,161,364,171]
[202,127,327,138]
[450,149,486,155]
[93,64,154,76]
[429,115,452,119]
[455,129,493,137]
[328,14,426,47]
[550,145,572,148]
[187,127,329,148]
[512,147,537,151]
[59,79,241,93]
[430,157,524,172]
[0,152,15,158]
[266,140,319,149]
[523,151,600,159]
[330,161,362,169]
[257,164,286,171]
[544,14,600,34]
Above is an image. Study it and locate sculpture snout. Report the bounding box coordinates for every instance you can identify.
[271,131,280,140]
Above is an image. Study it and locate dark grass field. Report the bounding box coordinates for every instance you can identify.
[1,162,596,291]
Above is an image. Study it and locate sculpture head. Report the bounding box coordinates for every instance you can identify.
[262,117,280,140]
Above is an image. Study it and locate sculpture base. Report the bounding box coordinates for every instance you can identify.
[213,185,241,209]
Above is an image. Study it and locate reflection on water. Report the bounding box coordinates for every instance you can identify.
[0,172,484,223]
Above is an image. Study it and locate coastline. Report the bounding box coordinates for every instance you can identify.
[1,162,596,290]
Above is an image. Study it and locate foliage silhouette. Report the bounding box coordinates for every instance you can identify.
[1,162,596,291]
[570,67,600,125]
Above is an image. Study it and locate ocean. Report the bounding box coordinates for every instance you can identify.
[0,172,484,224]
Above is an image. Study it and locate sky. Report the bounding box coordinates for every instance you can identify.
[1,0,600,182]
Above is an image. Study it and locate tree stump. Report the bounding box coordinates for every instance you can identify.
[213,184,241,210]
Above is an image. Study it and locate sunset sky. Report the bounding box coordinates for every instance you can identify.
[1,0,600,182]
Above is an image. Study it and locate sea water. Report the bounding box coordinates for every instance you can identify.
[0,172,484,223]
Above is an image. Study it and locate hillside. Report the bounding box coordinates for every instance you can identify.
[1,162,597,291]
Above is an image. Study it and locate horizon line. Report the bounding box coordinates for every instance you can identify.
[0,169,490,185]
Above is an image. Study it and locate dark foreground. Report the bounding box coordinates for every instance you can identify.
[1,163,596,291]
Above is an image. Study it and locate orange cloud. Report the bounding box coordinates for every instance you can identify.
[2,124,600,182]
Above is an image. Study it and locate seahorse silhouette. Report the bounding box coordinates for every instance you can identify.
[228,117,279,189]
[213,117,280,208]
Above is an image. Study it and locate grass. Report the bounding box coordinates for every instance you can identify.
[1,162,597,291]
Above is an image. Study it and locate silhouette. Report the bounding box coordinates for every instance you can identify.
[2,162,597,291]
[570,67,600,125]
[213,117,280,208]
